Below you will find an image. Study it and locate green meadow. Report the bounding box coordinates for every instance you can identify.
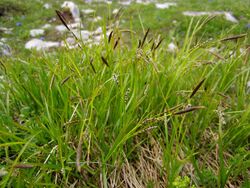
[0,0,249,187]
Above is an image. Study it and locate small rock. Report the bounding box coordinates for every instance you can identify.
[30,29,45,37]
[0,168,8,177]
[112,9,119,15]
[92,27,103,35]
[88,16,102,23]
[136,0,151,5]
[55,25,68,32]
[0,38,7,42]
[25,39,60,50]
[41,24,52,29]
[61,37,78,49]
[71,30,91,40]
[55,23,81,33]
[155,2,177,9]
[183,11,238,23]
[119,0,131,6]
[61,1,80,23]
[65,37,75,45]
[16,22,22,27]
[82,9,95,14]
[49,17,57,23]
[247,81,250,94]
[80,30,91,40]
[224,12,238,23]
[85,0,92,3]
[0,27,13,34]
[208,47,218,53]
[0,41,12,56]
[43,3,51,9]
[167,42,178,53]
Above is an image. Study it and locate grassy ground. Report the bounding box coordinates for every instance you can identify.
[0,0,250,187]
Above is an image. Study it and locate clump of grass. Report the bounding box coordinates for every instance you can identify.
[0,16,249,188]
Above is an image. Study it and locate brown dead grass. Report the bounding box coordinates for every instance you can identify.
[108,136,167,188]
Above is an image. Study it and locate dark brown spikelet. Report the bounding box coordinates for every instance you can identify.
[108,31,113,43]
[89,58,96,73]
[138,39,141,48]
[14,164,34,169]
[61,76,71,85]
[190,78,206,98]
[154,38,164,50]
[173,106,205,115]
[151,42,155,51]
[55,10,70,31]
[113,37,120,49]
[220,34,247,42]
[56,10,82,48]
[208,50,225,60]
[140,28,150,48]
[148,38,153,44]
[101,56,109,67]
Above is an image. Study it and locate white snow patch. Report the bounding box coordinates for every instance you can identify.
[155,2,177,9]
[25,39,60,50]
[30,29,45,37]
